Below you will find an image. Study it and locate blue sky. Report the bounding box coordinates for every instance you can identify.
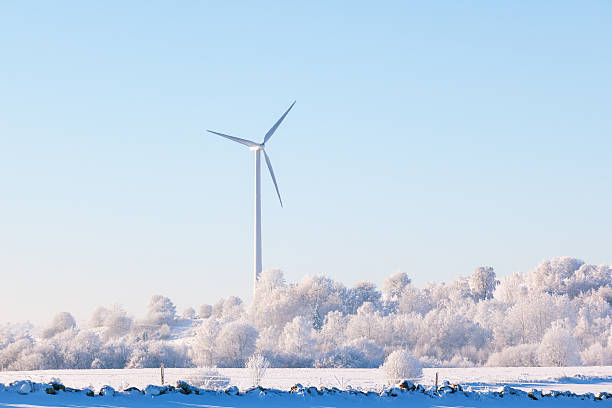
[1,1,611,324]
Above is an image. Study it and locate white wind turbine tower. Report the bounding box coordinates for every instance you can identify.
[207,101,295,290]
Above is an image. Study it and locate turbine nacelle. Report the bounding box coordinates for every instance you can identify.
[249,144,265,152]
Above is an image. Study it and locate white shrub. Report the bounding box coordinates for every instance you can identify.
[245,353,270,387]
[380,350,422,383]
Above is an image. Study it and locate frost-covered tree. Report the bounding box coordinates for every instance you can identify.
[95,337,132,368]
[486,343,539,367]
[190,318,221,367]
[580,342,612,366]
[183,307,197,320]
[11,342,60,370]
[2,256,612,370]
[537,321,581,367]
[249,270,299,331]
[382,272,411,302]
[529,257,585,296]
[390,313,421,350]
[469,266,498,301]
[0,337,33,370]
[345,281,382,314]
[297,275,346,328]
[280,316,315,358]
[221,296,244,321]
[90,305,132,340]
[345,302,385,343]
[146,295,177,326]
[215,321,258,367]
[417,307,489,363]
[315,311,348,355]
[314,345,369,368]
[42,312,76,339]
[256,269,286,293]
[398,285,433,315]
[127,340,190,368]
[565,264,612,298]
[91,307,111,327]
[199,304,212,319]
[493,272,528,304]
[345,337,384,367]
[57,330,102,369]
[212,298,225,318]
[254,326,281,356]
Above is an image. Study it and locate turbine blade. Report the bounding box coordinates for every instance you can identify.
[207,130,259,148]
[263,149,283,207]
[263,101,296,144]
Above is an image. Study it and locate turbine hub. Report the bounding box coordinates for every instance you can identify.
[249,144,264,151]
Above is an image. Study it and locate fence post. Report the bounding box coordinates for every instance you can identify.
[434,372,438,388]
[160,363,165,385]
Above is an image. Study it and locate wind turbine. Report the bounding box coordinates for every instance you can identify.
[207,101,295,290]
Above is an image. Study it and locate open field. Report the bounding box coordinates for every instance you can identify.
[2,366,612,394]
[2,368,612,408]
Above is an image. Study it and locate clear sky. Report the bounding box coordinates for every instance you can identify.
[1,1,610,325]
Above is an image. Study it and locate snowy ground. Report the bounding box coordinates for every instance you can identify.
[0,385,610,408]
[1,366,612,393]
[0,367,612,393]
[1,374,612,408]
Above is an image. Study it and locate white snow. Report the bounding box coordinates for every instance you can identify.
[1,366,612,394]
[0,377,611,408]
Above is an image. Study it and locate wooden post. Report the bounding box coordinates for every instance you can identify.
[160,363,165,385]
[435,372,438,388]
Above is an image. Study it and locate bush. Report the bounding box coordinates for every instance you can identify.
[380,350,422,383]
[245,353,270,387]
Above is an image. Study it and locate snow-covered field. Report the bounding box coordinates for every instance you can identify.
[1,366,612,393]
[3,368,612,408]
